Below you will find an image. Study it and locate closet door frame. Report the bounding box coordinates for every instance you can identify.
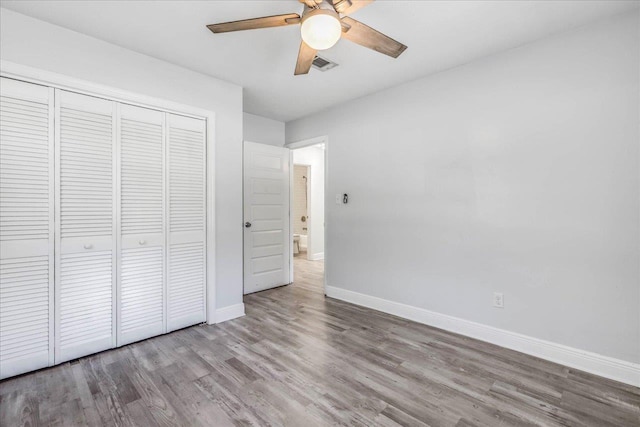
[47,87,55,365]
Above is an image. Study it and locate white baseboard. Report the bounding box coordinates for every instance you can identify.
[309,252,324,261]
[325,286,640,387]
[215,303,245,323]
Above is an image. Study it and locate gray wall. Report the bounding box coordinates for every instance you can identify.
[1,8,244,310]
[243,112,285,147]
[286,13,640,363]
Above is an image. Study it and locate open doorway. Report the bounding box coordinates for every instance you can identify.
[289,138,326,294]
[292,164,311,258]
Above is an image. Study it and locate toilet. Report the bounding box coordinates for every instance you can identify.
[293,234,300,254]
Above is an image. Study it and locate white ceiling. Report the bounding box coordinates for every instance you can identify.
[1,1,637,122]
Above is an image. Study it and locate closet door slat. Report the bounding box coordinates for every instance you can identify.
[167,114,206,331]
[118,104,165,345]
[0,78,54,379]
[55,90,116,363]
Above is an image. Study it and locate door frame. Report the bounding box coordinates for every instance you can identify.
[1,60,217,325]
[286,136,328,293]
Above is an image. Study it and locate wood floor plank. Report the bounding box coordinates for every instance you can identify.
[1,253,638,426]
[123,355,185,427]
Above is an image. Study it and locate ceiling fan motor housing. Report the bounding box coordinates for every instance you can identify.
[302,1,341,18]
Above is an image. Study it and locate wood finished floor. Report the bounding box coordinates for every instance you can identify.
[1,254,639,426]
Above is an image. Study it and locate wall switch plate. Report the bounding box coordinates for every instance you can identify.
[493,292,504,308]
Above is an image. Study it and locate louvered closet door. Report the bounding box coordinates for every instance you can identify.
[0,78,54,379]
[118,105,165,345]
[167,114,206,331]
[55,90,116,363]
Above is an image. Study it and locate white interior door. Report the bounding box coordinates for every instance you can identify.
[118,104,165,345]
[0,78,54,379]
[166,113,206,331]
[55,90,117,363]
[243,141,290,294]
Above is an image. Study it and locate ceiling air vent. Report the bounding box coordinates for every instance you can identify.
[312,55,338,72]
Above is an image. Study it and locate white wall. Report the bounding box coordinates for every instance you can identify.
[0,9,244,310]
[243,112,285,147]
[287,13,639,364]
[292,145,325,260]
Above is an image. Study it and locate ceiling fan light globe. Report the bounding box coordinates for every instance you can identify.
[300,10,342,51]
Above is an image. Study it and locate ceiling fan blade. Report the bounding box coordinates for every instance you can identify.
[299,0,323,7]
[207,13,301,34]
[340,16,407,58]
[294,41,317,75]
[333,0,373,16]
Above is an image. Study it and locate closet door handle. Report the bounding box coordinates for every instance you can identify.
[83,244,93,250]
[138,240,146,246]
[245,222,252,228]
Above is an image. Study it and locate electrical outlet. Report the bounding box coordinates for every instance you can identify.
[493,292,504,308]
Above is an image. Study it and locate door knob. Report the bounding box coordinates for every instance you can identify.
[245,222,252,228]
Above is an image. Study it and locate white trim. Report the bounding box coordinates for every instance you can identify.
[289,150,295,282]
[162,113,169,332]
[206,108,217,324]
[286,135,327,150]
[53,88,62,363]
[47,86,55,366]
[1,60,217,325]
[325,286,640,387]
[112,98,119,350]
[215,303,246,323]
[286,136,328,293]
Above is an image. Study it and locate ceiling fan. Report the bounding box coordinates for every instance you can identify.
[207,0,407,75]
